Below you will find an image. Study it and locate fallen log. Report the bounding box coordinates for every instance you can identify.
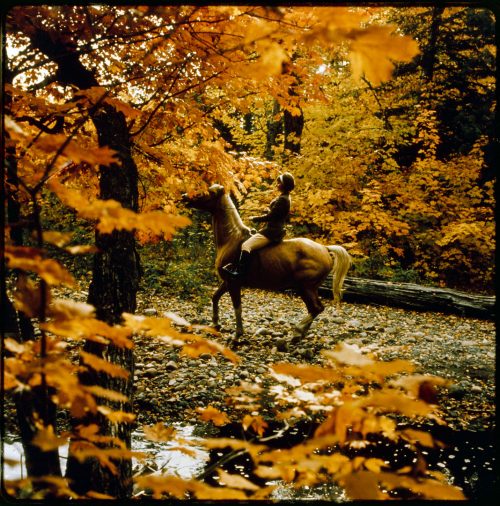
[319,275,495,320]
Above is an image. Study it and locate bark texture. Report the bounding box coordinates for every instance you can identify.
[319,275,495,320]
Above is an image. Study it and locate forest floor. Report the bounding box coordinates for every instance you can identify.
[3,285,495,436]
[132,286,496,433]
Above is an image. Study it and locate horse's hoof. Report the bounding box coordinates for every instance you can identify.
[290,334,302,346]
[276,338,289,352]
[213,324,221,331]
[230,335,249,348]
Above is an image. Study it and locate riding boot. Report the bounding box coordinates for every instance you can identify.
[222,251,251,279]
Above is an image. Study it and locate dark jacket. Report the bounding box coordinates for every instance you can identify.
[253,193,291,242]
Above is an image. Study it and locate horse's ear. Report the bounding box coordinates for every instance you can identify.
[209,184,224,196]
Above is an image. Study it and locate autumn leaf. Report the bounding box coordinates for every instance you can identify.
[143,423,177,442]
[12,276,50,318]
[272,362,343,383]
[323,342,374,367]
[65,244,99,255]
[34,133,119,166]
[348,25,420,84]
[217,468,260,491]
[31,425,67,451]
[97,406,136,424]
[42,230,73,247]
[5,246,75,287]
[85,385,128,403]
[196,405,231,426]
[242,414,268,437]
[80,351,130,379]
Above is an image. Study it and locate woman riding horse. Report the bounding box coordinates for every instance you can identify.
[223,172,295,279]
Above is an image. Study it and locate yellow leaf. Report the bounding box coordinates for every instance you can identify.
[324,342,374,366]
[85,385,128,403]
[97,406,136,424]
[401,428,436,448]
[80,351,130,379]
[364,458,386,473]
[13,276,50,318]
[42,231,73,247]
[272,362,342,383]
[4,338,26,354]
[50,298,95,320]
[349,25,420,84]
[217,469,259,491]
[242,414,268,437]
[32,425,67,452]
[143,423,177,442]
[134,475,191,499]
[105,97,141,119]
[41,318,133,348]
[196,405,230,426]
[5,247,75,287]
[65,245,99,255]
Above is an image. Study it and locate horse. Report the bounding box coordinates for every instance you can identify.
[183,184,351,342]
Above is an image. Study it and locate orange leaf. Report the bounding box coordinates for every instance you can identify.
[32,425,67,452]
[80,351,130,379]
[85,385,128,403]
[196,405,230,426]
[242,414,268,437]
[97,406,136,424]
[143,423,177,442]
[216,469,259,491]
[5,247,75,287]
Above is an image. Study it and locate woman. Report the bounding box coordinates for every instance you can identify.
[223,172,295,279]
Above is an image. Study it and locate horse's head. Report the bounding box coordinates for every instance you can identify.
[182,184,225,212]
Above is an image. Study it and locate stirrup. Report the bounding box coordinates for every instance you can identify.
[222,263,240,278]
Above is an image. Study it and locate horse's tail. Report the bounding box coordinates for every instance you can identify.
[326,245,351,304]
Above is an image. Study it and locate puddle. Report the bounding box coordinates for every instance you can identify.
[131,425,208,479]
[2,424,208,483]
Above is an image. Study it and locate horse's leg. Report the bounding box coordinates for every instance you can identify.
[212,281,227,330]
[228,285,244,337]
[292,287,324,342]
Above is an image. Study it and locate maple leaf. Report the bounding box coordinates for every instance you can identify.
[142,423,177,442]
[242,414,268,437]
[31,425,67,452]
[323,342,374,367]
[80,351,130,379]
[348,25,420,85]
[217,469,260,491]
[196,405,231,426]
[42,230,73,247]
[272,362,343,383]
[97,406,136,424]
[5,246,75,287]
[85,385,129,403]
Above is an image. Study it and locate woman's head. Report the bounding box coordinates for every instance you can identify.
[277,172,295,192]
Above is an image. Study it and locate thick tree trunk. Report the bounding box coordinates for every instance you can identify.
[27,28,140,499]
[319,276,495,320]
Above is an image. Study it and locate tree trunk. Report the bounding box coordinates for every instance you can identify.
[319,276,495,320]
[284,107,304,155]
[26,28,140,499]
[421,6,444,82]
[264,99,282,160]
